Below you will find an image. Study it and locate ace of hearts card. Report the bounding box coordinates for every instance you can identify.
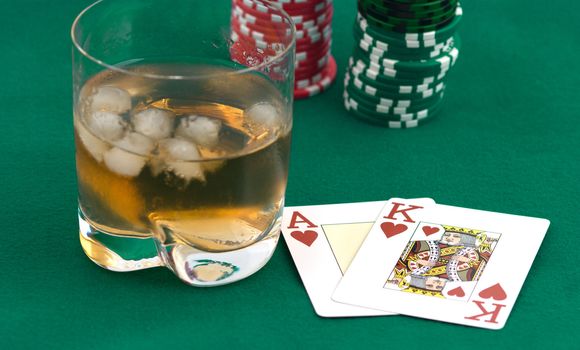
[281,199,434,317]
[332,199,550,329]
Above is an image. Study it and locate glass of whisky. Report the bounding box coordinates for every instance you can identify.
[71,0,295,286]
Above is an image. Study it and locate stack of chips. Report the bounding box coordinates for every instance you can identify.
[230,0,336,99]
[344,0,462,128]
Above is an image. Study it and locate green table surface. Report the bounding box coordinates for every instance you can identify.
[1,0,579,348]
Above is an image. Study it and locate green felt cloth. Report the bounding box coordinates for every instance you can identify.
[1,0,578,348]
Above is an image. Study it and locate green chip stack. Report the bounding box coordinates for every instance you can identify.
[344,0,462,128]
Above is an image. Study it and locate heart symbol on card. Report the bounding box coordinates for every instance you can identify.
[422,225,439,236]
[479,283,507,301]
[290,230,318,247]
[447,286,466,297]
[380,222,408,238]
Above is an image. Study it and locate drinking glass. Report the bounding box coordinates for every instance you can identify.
[71,0,295,286]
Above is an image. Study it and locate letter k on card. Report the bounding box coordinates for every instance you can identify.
[380,200,428,240]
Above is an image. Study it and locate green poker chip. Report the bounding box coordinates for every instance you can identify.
[346,68,446,99]
[361,0,457,12]
[344,93,442,128]
[348,63,449,91]
[351,36,461,74]
[355,21,454,49]
[345,88,445,119]
[364,10,455,34]
[343,1,461,128]
[349,55,452,84]
[345,77,445,111]
[354,29,455,61]
[360,2,457,28]
[353,23,455,52]
[356,6,462,42]
[345,85,445,115]
[361,0,457,19]
[344,89,444,121]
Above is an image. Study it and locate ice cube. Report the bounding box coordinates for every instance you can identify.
[175,115,221,148]
[158,138,205,182]
[169,161,206,183]
[89,86,132,114]
[75,119,109,162]
[159,138,201,161]
[245,102,281,127]
[132,108,175,140]
[103,147,147,177]
[84,111,126,142]
[113,132,155,156]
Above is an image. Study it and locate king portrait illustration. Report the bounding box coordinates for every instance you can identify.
[385,225,500,299]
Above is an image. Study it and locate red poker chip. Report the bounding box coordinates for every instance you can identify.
[231,33,292,56]
[296,40,331,57]
[294,23,332,43]
[295,71,324,88]
[296,40,331,62]
[270,0,328,4]
[269,0,331,14]
[295,56,330,78]
[292,7,333,28]
[295,54,331,77]
[296,36,332,53]
[233,0,288,23]
[231,16,290,37]
[234,0,284,17]
[229,32,273,67]
[295,63,324,77]
[234,0,332,28]
[290,7,332,24]
[235,13,331,43]
[294,55,337,99]
[296,46,331,64]
[231,30,284,51]
[295,58,326,72]
[292,14,333,34]
[230,30,288,59]
[295,28,331,47]
[231,0,335,98]
[232,4,333,37]
[232,16,330,48]
[296,57,330,74]
[295,68,324,82]
[231,6,283,25]
[296,48,330,65]
[236,0,330,16]
[229,34,289,83]
[297,55,331,71]
[231,16,289,41]
[231,22,331,59]
[294,21,332,39]
[231,18,288,42]
[230,24,287,49]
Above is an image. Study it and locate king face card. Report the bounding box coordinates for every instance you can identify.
[332,201,550,329]
[281,199,434,317]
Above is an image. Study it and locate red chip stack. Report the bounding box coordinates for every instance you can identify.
[230,0,336,99]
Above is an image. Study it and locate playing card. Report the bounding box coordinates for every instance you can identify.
[332,201,550,329]
[281,198,434,317]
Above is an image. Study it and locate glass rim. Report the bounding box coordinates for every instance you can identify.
[70,0,296,80]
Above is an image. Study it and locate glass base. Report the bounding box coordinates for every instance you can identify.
[79,212,162,272]
[159,227,280,286]
[78,209,281,286]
